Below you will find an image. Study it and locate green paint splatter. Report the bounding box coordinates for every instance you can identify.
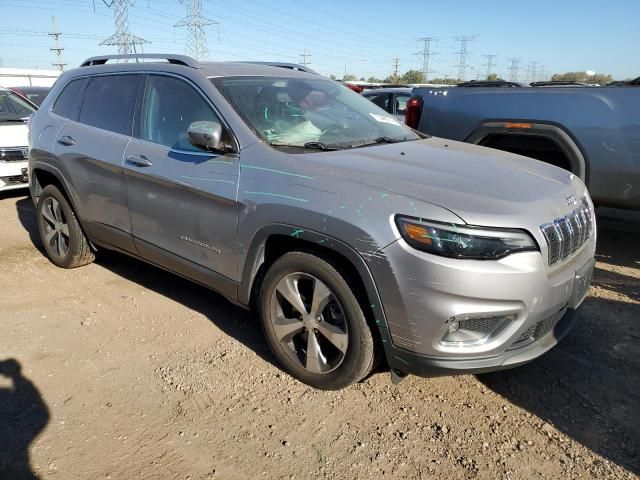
[291,228,304,238]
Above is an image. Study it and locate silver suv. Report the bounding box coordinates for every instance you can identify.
[28,54,596,390]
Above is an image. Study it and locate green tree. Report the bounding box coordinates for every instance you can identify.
[329,74,337,80]
[486,73,504,81]
[342,74,357,81]
[399,70,426,84]
[550,71,613,85]
[430,77,462,85]
[367,76,383,83]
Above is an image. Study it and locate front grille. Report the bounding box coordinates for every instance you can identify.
[0,148,28,162]
[509,307,567,349]
[1,175,28,186]
[540,197,593,266]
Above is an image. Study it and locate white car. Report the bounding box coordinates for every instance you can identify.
[1,86,36,192]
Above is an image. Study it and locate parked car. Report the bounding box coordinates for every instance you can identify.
[10,86,51,106]
[406,82,640,210]
[29,54,595,389]
[362,87,412,121]
[0,86,36,192]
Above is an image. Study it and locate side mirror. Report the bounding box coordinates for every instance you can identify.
[187,120,226,152]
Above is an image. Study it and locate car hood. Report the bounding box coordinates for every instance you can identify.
[319,137,586,228]
[0,123,29,148]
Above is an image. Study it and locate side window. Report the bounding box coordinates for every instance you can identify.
[140,75,222,151]
[363,93,391,113]
[395,94,411,116]
[52,79,86,120]
[79,75,139,135]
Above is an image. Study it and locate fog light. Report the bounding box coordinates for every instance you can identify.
[440,314,516,348]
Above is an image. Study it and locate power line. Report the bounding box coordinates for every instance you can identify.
[48,16,66,71]
[482,54,497,78]
[415,37,438,82]
[452,35,477,80]
[528,61,538,82]
[100,0,149,56]
[507,57,520,82]
[175,0,218,60]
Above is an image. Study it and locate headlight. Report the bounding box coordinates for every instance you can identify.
[395,216,538,260]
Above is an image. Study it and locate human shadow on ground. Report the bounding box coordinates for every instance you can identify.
[0,359,50,480]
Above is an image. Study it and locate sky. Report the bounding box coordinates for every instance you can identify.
[0,0,638,81]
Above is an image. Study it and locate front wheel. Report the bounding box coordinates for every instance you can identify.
[36,185,95,268]
[259,252,375,390]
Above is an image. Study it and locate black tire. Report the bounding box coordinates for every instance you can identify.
[259,252,375,390]
[36,184,95,268]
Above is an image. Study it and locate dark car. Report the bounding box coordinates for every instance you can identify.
[10,86,51,107]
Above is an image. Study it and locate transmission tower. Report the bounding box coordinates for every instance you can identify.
[507,57,520,81]
[175,0,218,61]
[300,49,311,67]
[415,37,438,82]
[539,64,547,81]
[392,56,400,82]
[528,61,538,82]
[482,54,498,78]
[100,1,149,56]
[48,16,66,71]
[452,35,476,80]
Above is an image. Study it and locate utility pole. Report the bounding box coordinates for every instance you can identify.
[452,35,476,81]
[507,57,520,82]
[392,56,400,82]
[176,0,218,60]
[300,49,311,67]
[482,54,497,79]
[415,37,438,82]
[100,0,149,56]
[48,16,66,71]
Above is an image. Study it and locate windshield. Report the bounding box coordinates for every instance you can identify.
[213,76,421,150]
[0,90,36,122]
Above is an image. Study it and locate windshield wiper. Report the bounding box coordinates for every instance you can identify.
[268,142,339,151]
[348,136,409,149]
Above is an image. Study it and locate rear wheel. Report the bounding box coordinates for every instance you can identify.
[37,185,95,268]
[259,252,375,390]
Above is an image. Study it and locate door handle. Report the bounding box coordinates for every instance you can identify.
[126,155,153,167]
[57,135,76,146]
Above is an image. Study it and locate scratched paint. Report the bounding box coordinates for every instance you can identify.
[242,164,314,180]
[243,191,309,203]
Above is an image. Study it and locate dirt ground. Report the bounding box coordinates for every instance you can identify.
[0,190,638,480]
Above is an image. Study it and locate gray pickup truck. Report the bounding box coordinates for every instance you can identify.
[405,80,640,210]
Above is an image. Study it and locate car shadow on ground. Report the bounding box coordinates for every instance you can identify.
[479,210,640,474]
[0,359,49,480]
[13,196,278,370]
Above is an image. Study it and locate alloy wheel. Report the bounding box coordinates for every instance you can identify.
[41,197,70,258]
[270,272,349,374]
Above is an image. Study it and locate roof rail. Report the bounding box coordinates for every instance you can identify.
[457,80,523,88]
[80,54,199,68]
[237,61,318,74]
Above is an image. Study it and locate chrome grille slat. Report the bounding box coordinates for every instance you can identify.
[0,148,28,163]
[540,197,593,266]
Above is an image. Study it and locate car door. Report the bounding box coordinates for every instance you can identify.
[123,74,239,289]
[51,74,140,251]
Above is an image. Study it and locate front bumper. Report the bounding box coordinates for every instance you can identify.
[372,232,596,376]
[0,160,29,191]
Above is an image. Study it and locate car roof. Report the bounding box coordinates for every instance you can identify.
[362,87,413,95]
[73,55,320,80]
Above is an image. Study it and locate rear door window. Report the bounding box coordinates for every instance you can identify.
[79,75,140,135]
[52,78,86,120]
[363,92,391,113]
